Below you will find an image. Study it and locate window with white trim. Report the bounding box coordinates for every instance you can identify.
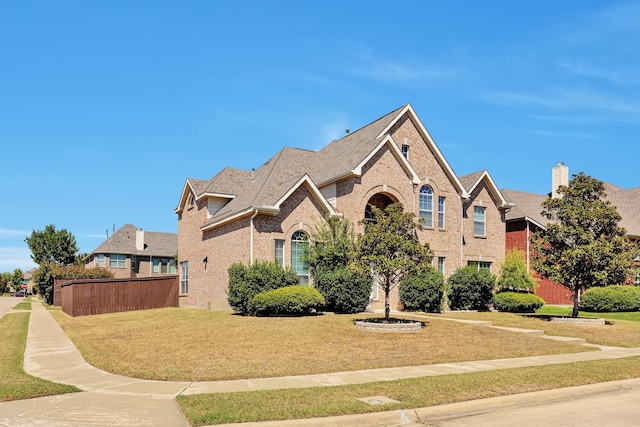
[468,260,492,272]
[97,254,104,267]
[274,239,284,268]
[152,257,176,274]
[109,254,126,268]
[438,196,445,229]
[180,261,189,294]
[401,144,409,159]
[291,231,309,284]
[634,268,640,285]
[419,185,433,228]
[473,206,486,236]
[437,257,445,275]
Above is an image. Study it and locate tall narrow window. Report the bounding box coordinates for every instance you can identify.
[274,239,284,267]
[438,196,445,229]
[180,261,189,294]
[291,231,309,284]
[419,185,433,228]
[473,206,486,236]
[97,254,104,267]
[170,259,177,274]
[401,144,409,159]
[152,258,160,273]
[371,269,379,299]
[437,257,445,274]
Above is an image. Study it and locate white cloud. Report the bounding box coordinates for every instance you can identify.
[0,247,37,272]
[0,229,31,239]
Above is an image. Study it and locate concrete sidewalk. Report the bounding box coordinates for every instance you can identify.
[2,299,640,426]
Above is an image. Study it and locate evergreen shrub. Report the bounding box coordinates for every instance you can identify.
[493,291,544,312]
[399,269,444,312]
[447,266,495,311]
[249,285,325,316]
[227,261,299,315]
[579,285,640,312]
[312,266,371,313]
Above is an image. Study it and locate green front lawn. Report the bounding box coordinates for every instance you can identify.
[0,313,79,402]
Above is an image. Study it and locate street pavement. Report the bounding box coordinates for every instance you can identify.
[1,297,640,426]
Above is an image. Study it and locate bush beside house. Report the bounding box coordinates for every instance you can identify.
[399,269,444,312]
[580,285,640,312]
[493,291,545,313]
[447,266,495,311]
[250,285,325,316]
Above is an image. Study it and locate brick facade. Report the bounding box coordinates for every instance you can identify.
[177,106,508,311]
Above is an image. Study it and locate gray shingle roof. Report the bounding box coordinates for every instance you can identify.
[503,185,640,237]
[90,224,177,257]
[196,105,409,228]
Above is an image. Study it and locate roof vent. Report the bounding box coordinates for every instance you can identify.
[345,128,350,134]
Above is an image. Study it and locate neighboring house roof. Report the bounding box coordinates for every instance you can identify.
[460,170,511,209]
[502,185,640,237]
[176,103,472,231]
[90,224,177,257]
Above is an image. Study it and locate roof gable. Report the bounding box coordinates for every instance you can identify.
[90,224,177,257]
[460,170,510,209]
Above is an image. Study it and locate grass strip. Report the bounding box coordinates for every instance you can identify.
[12,301,31,310]
[177,356,640,425]
[0,313,80,402]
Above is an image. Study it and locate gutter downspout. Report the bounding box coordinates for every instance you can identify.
[526,220,531,271]
[249,209,259,265]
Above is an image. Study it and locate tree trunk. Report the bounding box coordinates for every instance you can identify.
[384,289,390,321]
[571,287,580,318]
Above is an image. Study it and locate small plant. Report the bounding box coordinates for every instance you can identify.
[399,269,444,312]
[447,266,495,311]
[249,285,325,316]
[493,291,544,313]
[579,285,640,312]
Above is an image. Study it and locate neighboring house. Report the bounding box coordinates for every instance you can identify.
[85,224,178,278]
[175,104,511,311]
[503,162,640,304]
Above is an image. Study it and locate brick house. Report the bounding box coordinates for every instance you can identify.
[175,104,511,310]
[84,224,178,278]
[503,163,640,304]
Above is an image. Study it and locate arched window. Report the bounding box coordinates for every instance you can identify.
[291,231,309,284]
[419,185,433,227]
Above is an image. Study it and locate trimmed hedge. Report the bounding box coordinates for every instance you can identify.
[249,285,325,316]
[493,291,544,313]
[227,261,299,315]
[447,267,495,311]
[399,269,444,312]
[312,266,372,313]
[579,285,640,312]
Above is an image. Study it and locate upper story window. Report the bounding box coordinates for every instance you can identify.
[109,254,126,268]
[401,144,409,159]
[438,196,446,229]
[419,185,433,228]
[153,257,176,274]
[291,231,309,284]
[473,206,486,237]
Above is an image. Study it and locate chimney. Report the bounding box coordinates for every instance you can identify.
[136,229,145,251]
[552,162,569,198]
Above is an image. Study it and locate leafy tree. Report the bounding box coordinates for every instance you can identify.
[307,217,372,313]
[25,225,79,266]
[355,203,431,321]
[32,262,55,303]
[11,268,24,292]
[1,272,12,293]
[531,173,635,317]
[496,248,536,292]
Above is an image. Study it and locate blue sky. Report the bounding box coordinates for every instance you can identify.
[2,1,639,272]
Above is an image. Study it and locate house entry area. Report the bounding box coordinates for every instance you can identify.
[364,193,396,222]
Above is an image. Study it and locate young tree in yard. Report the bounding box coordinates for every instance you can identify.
[11,269,24,291]
[496,248,536,292]
[531,173,635,318]
[1,272,12,293]
[355,203,432,321]
[25,224,79,266]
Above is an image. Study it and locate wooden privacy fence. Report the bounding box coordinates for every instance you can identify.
[60,276,179,317]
